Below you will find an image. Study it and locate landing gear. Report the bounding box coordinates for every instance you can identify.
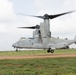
[16,48,18,52]
[47,48,54,53]
[50,50,54,53]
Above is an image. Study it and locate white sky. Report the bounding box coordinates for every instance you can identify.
[0,0,76,51]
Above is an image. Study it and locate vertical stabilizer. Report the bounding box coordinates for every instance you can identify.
[74,35,76,40]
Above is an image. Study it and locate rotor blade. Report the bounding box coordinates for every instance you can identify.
[49,11,74,19]
[17,11,75,19]
[18,26,36,29]
[17,13,44,19]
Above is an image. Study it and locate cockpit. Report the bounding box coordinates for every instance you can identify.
[20,37,25,41]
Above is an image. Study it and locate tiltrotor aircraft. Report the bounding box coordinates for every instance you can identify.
[12,11,76,53]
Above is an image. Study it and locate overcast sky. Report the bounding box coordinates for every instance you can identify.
[0,0,76,51]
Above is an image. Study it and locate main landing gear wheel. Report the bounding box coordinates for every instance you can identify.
[16,48,18,52]
[47,49,54,53]
[50,50,54,53]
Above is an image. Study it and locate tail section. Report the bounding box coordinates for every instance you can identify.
[74,35,76,40]
[74,35,76,44]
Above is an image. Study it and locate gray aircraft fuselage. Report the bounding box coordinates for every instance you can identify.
[12,36,76,50]
[12,11,76,53]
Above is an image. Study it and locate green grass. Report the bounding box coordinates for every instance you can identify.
[0,57,76,75]
[0,49,76,75]
[0,49,76,56]
[0,50,47,56]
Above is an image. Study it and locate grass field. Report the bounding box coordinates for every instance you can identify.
[0,49,76,56]
[0,58,76,75]
[0,49,76,75]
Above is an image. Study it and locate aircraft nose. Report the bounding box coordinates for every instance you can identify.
[12,43,18,48]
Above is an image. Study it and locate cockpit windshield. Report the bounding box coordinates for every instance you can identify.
[20,37,25,41]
